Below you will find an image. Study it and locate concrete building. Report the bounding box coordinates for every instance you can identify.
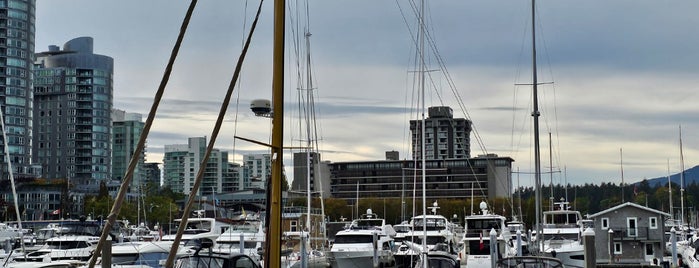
[588,202,670,264]
[243,154,271,190]
[329,154,513,203]
[162,137,238,196]
[290,152,330,199]
[0,0,39,179]
[111,109,145,187]
[33,37,114,186]
[409,106,471,160]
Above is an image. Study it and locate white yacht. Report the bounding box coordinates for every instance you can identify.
[395,212,459,268]
[160,215,232,244]
[11,221,102,263]
[328,209,397,268]
[459,201,509,268]
[110,240,191,267]
[533,201,585,268]
[214,220,265,259]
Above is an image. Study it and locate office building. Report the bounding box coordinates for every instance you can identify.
[0,0,37,179]
[112,109,145,187]
[290,152,330,198]
[410,106,471,160]
[33,37,113,186]
[329,154,513,203]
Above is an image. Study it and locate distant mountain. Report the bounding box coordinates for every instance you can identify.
[639,165,699,187]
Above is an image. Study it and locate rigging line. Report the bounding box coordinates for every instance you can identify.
[165,0,264,266]
[511,10,532,159]
[88,1,199,267]
[395,0,419,158]
[401,0,512,209]
[232,0,251,167]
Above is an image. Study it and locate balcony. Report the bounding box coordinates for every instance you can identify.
[608,227,654,241]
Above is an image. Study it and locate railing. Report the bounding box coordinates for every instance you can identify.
[608,227,653,241]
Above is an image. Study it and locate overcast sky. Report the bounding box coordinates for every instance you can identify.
[35,1,699,188]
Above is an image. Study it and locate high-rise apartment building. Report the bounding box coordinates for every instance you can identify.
[162,137,238,196]
[410,106,471,160]
[243,154,271,190]
[0,0,37,179]
[112,109,145,187]
[142,162,161,188]
[33,37,113,185]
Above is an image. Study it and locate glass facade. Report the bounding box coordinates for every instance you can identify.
[0,0,35,179]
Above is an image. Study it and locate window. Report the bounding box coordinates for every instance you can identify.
[627,217,638,237]
[290,220,297,232]
[601,218,609,230]
[614,242,622,254]
[649,217,658,229]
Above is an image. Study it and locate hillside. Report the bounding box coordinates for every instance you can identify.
[640,165,699,187]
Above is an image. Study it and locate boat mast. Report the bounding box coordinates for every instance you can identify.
[679,125,685,227]
[668,159,673,220]
[418,0,429,264]
[620,148,624,203]
[548,132,553,209]
[531,0,543,254]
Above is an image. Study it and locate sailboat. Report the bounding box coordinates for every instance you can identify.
[498,0,565,267]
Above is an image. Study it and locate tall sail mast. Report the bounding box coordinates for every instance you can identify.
[679,125,685,227]
[531,0,543,254]
[419,0,429,264]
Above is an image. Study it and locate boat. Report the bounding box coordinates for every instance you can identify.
[533,201,585,268]
[395,209,459,268]
[110,240,191,267]
[327,209,397,268]
[214,220,265,259]
[160,214,232,244]
[10,221,102,263]
[459,201,510,268]
[173,238,262,268]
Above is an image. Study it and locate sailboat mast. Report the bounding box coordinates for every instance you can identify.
[531,0,543,254]
[668,159,673,220]
[679,125,685,226]
[548,132,553,209]
[620,148,624,202]
[304,31,313,245]
[418,0,429,264]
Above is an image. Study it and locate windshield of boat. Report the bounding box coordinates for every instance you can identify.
[113,252,169,267]
[394,225,411,233]
[175,220,212,234]
[465,219,502,237]
[334,234,374,244]
[176,256,225,268]
[543,212,580,227]
[543,233,579,241]
[351,219,383,230]
[58,223,101,236]
[405,235,446,245]
[230,223,258,233]
[45,240,92,249]
[36,229,58,240]
[413,218,447,231]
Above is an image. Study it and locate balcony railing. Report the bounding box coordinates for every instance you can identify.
[608,227,655,241]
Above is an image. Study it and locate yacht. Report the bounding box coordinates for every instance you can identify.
[160,214,232,244]
[459,201,509,268]
[110,240,191,267]
[533,201,585,268]
[214,220,265,259]
[395,212,459,268]
[328,209,397,268]
[11,221,102,263]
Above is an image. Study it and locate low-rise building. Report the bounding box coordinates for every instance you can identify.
[588,202,670,264]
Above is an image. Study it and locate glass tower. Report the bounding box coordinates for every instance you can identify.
[0,0,36,179]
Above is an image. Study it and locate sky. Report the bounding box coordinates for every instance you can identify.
[34,1,699,188]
